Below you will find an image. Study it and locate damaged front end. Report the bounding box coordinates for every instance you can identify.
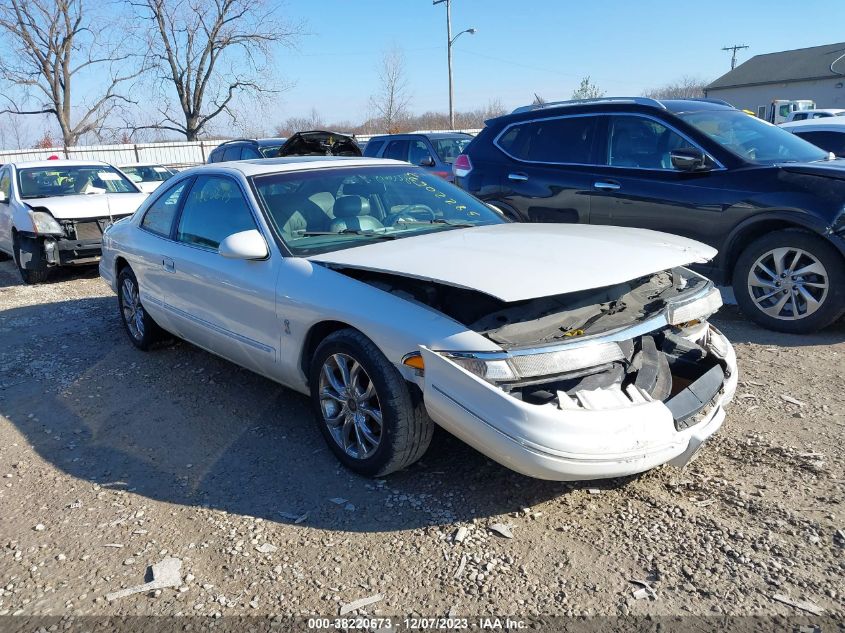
[25,207,117,267]
[382,267,736,481]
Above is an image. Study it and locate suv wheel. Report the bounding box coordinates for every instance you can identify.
[309,329,433,477]
[733,229,845,333]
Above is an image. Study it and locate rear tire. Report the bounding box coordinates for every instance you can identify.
[117,266,163,350]
[309,328,433,477]
[732,229,845,333]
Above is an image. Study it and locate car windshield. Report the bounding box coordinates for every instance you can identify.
[679,110,829,164]
[430,136,472,164]
[17,165,138,198]
[122,165,173,182]
[252,166,505,256]
[259,145,283,158]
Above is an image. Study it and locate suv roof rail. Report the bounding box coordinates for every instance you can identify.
[511,97,667,114]
[215,138,257,147]
[679,97,733,107]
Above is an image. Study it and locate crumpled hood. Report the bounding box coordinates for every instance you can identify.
[779,159,845,181]
[308,223,717,302]
[25,193,148,219]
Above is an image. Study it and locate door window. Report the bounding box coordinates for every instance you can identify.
[222,146,242,161]
[176,176,257,249]
[362,140,384,157]
[140,179,190,237]
[497,116,599,164]
[607,116,700,170]
[241,146,261,159]
[408,140,431,165]
[383,140,409,161]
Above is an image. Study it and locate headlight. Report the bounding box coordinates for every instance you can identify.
[667,287,722,325]
[29,211,63,235]
[442,341,625,383]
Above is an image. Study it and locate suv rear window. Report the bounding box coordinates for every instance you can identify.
[497,116,599,164]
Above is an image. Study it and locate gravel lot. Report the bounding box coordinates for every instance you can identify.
[1,261,843,621]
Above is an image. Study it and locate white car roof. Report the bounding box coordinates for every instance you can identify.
[782,118,845,132]
[192,156,406,178]
[9,159,112,169]
[119,162,171,168]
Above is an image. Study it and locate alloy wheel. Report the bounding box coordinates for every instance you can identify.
[318,353,383,459]
[747,247,829,321]
[121,277,145,340]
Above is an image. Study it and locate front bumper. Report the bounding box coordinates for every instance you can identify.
[421,326,737,481]
[44,236,102,265]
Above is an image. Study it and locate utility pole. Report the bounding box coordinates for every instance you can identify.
[433,0,475,129]
[722,44,749,70]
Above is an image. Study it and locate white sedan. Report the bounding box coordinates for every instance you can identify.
[119,163,177,193]
[0,160,148,283]
[100,157,737,480]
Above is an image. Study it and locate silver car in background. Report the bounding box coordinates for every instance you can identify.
[100,156,736,480]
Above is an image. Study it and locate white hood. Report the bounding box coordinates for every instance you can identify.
[309,223,717,302]
[25,192,148,220]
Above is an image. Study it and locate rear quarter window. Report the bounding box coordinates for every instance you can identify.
[497,116,599,164]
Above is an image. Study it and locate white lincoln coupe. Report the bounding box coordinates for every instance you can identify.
[100,157,737,480]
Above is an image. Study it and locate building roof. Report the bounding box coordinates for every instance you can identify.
[707,42,845,91]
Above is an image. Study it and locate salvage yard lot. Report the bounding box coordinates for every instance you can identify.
[0,262,843,618]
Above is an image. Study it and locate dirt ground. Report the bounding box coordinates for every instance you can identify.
[0,261,843,622]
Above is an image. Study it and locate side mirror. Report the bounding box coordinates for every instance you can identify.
[418,155,436,167]
[218,229,268,260]
[670,149,713,172]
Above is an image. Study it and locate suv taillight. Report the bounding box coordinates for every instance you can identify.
[453,154,473,179]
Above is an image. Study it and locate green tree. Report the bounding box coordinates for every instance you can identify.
[571,76,605,100]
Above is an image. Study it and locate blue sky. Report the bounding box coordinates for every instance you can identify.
[278,0,845,122]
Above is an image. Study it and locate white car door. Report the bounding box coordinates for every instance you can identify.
[130,178,193,333]
[162,174,279,376]
[0,167,14,255]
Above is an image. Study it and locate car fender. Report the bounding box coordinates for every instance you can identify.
[11,202,39,236]
[722,209,844,270]
[273,257,502,392]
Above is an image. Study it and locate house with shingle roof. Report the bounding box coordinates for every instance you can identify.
[705,42,845,118]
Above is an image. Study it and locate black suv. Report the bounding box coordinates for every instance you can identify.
[207,138,287,163]
[455,97,845,333]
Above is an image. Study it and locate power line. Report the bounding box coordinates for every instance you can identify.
[722,44,749,70]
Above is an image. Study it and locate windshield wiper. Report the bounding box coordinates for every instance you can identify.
[300,230,397,239]
[392,218,477,228]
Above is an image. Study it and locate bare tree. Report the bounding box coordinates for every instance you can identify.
[0,0,144,147]
[643,76,709,100]
[133,0,298,140]
[571,76,605,100]
[369,47,411,134]
[275,107,324,136]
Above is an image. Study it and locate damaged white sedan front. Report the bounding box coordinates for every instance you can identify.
[99,157,736,481]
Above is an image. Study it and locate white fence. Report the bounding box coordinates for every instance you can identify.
[0,129,483,169]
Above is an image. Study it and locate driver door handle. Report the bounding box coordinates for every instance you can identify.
[508,172,529,182]
[594,181,621,191]
[162,257,175,273]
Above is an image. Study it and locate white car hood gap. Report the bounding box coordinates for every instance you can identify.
[308,223,716,303]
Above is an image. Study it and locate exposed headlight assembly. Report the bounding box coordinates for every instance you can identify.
[29,211,64,235]
[668,287,723,325]
[442,341,625,383]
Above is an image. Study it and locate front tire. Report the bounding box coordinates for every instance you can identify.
[309,329,433,477]
[733,229,845,333]
[13,234,49,284]
[117,267,162,350]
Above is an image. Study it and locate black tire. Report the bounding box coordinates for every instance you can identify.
[13,234,49,284]
[309,328,433,477]
[117,266,163,350]
[733,229,845,333]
